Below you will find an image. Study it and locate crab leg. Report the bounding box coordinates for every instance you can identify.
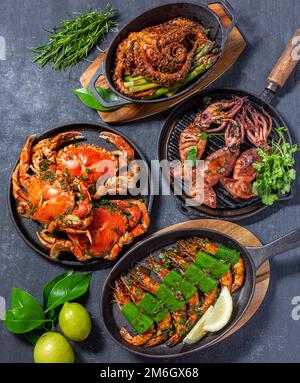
[100,200,150,261]
[37,230,92,261]
[94,132,139,198]
[99,131,135,160]
[12,135,36,202]
[31,131,84,171]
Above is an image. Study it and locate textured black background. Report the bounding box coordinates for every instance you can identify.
[0,0,300,362]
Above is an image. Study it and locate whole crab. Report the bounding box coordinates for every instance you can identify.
[38,199,150,261]
[13,131,148,262]
[12,134,93,237]
[33,131,140,198]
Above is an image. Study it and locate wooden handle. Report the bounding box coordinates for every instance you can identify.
[268,29,300,89]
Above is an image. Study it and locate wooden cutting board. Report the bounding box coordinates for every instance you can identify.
[151,219,270,338]
[80,3,246,123]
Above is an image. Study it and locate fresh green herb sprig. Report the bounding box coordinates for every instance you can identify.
[30,5,117,70]
[252,127,298,205]
[4,271,92,344]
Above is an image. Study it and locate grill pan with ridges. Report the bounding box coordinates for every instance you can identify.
[159,89,293,220]
[159,29,300,220]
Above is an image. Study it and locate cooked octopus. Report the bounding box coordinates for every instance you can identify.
[113,18,214,98]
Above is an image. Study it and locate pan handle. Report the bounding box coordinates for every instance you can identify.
[88,62,130,108]
[246,228,300,270]
[262,29,300,100]
[210,0,237,38]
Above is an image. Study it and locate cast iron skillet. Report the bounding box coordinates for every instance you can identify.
[88,1,236,108]
[159,29,300,220]
[101,226,300,358]
[8,122,153,267]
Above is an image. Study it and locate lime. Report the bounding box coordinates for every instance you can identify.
[203,287,233,332]
[34,332,74,363]
[59,302,91,342]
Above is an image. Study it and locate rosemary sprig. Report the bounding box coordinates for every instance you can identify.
[29,4,117,71]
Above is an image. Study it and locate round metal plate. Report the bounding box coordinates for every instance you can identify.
[8,122,153,267]
[158,88,294,220]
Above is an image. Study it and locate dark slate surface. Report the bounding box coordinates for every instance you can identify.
[0,0,300,363]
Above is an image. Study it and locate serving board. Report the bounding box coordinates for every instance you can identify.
[153,219,270,339]
[80,3,246,123]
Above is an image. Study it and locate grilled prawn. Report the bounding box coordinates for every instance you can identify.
[177,238,244,292]
[131,268,187,347]
[114,279,154,346]
[121,275,172,347]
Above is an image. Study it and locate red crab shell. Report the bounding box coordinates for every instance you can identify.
[44,199,150,262]
[56,143,117,192]
[22,175,75,224]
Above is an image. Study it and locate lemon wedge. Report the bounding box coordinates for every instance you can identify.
[183,306,213,344]
[203,287,233,333]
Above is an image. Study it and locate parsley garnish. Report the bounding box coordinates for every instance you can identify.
[252,127,298,205]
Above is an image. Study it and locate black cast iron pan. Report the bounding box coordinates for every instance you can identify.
[101,226,300,358]
[8,122,153,267]
[159,29,300,220]
[88,1,237,107]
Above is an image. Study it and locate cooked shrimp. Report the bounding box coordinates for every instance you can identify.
[231,257,245,292]
[220,270,233,290]
[114,279,155,346]
[146,312,172,347]
[120,327,154,346]
[201,287,218,313]
[166,306,188,347]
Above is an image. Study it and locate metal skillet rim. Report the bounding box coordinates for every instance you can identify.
[101,2,227,104]
[100,226,256,358]
[158,87,294,220]
[7,121,154,267]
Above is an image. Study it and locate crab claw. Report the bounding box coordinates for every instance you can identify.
[100,131,135,160]
[32,131,85,170]
[37,230,92,262]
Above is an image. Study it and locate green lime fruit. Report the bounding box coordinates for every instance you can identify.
[59,302,91,342]
[34,332,75,363]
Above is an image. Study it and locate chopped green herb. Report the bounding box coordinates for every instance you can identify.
[203,96,212,105]
[252,127,297,205]
[197,132,225,140]
[185,146,198,167]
